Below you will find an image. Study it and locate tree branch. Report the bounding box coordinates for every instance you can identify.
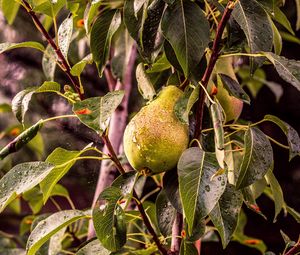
[171,213,183,254]
[284,239,300,255]
[21,0,84,99]
[193,1,236,140]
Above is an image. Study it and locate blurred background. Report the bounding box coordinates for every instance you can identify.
[0,1,300,254]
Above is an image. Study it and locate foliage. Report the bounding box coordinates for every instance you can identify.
[0,0,300,254]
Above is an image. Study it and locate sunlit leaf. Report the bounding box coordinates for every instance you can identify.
[0,121,43,160]
[76,239,110,255]
[58,16,73,59]
[33,0,66,17]
[174,85,199,124]
[1,0,20,25]
[0,42,45,54]
[178,147,227,234]
[42,44,57,81]
[70,54,93,76]
[73,91,124,134]
[136,63,156,101]
[26,210,89,255]
[40,147,81,203]
[0,162,54,213]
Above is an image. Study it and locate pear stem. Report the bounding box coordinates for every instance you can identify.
[193,1,236,140]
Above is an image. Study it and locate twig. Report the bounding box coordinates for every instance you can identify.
[284,238,300,255]
[21,0,84,99]
[193,1,236,140]
[171,213,183,254]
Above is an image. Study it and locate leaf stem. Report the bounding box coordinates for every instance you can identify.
[193,1,236,140]
[20,0,84,100]
[284,238,300,255]
[42,114,77,123]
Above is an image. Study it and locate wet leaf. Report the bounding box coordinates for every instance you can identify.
[0,162,54,213]
[58,16,73,59]
[42,44,57,81]
[70,54,93,76]
[264,52,300,93]
[236,127,273,189]
[76,239,110,255]
[218,73,250,104]
[73,91,124,134]
[26,210,89,255]
[155,189,177,237]
[161,0,210,77]
[178,147,227,234]
[233,0,273,72]
[90,9,121,76]
[40,148,81,203]
[136,63,156,101]
[263,114,300,160]
[210,184,243,248]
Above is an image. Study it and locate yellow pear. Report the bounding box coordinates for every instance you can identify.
[123,86,189,174]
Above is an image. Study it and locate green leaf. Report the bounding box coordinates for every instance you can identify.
[0,42,45,54]
[76,239,110,255]
[73,91,124,134]
[263,52,300,93]
[218,73,250,104]
[271,19,282,55]
[26,210,89,255]
[111,171,137,197]
[263,114,300,160]
[58,16,73,59]
[11,88,36,124]
[40,147,81,203]
[146,53,172,73]
[33,0,66,17]
[35,81,61,93]
[90,9,121,76]
[93,186,127,251]
[174,85,199,124]
[232,0,273,72]
[42,44,57,81]
[233,210,267,253]
[286,206,300,223]
[155,189,177,237]
[161,1,210,77]
[259,0,294,35]
[0,103,12,113]
[0,121,43,160]
[236,127,273,189]
[210,102,225,169]
[163,168,182,213]
[23,187,44,214]
[1,0,20,25]
[83,1,101,34]
[209,184,243,248]
[0,162,54,213]
[264,170,285,222]
[70,54,93,76]
[179,240,198,255]
[178,147,227,234]
[136,63,156,101]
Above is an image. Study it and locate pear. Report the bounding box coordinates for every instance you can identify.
[123,86,189,174]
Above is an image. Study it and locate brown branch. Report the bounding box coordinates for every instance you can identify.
[170,213,183,254]
[193,1,236,140]
[21,0,84,100]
